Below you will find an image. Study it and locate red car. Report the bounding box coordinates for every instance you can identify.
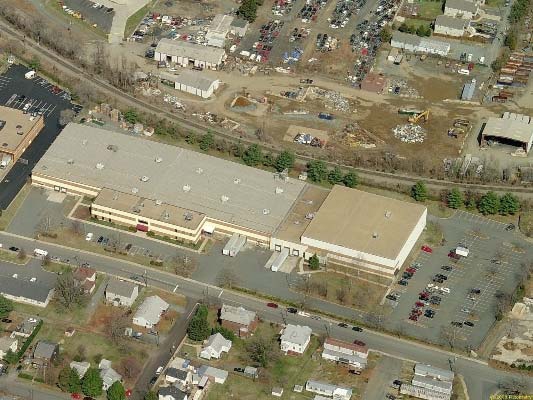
[421,245,433,253]
[448,251,461,260]
[406,267,417,274]
[125,389,132,397]
[71,394,81,400]
[415,301,425,307]
[409,315,418,321]
[353,340,366,347]
[266,302,279,308]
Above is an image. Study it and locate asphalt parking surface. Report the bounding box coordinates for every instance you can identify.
[386,211,531,349]
[0,64,80,209]
[63,0,114,32]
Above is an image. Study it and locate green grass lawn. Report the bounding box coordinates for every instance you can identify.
[404,18,433,30]
[416,0,444,19]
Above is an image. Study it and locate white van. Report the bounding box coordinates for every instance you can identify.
[457,68,470,75]
[34,248,48,258]
[24,70,36,79]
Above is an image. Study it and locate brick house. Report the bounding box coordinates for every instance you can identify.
[219,304,258,338]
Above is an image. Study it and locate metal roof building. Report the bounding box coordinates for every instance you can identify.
[206,14,234,47]
[481,115,533,153]
[414,364,455,381]
[444,0,479,18]
[391,32,450,56]
[155,39,226,70]
[32,123,306,245]
[461,79,476,100]
[161,70,220,98]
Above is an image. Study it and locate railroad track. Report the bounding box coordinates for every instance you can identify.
[1,20,532,196]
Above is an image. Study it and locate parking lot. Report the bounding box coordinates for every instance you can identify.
[0,64,81,209]
[63,0,114,32]
[385,211,532,349]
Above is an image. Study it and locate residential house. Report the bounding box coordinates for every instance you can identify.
[132,295,169,329]
[322,338,368,369]
[220,304,258,338]
[99,359,123,390]
[73,266,97,294]
[412,375,453,395]
[32,341,59,367]
[70,361,90,378]
[165,367,192,386]
[305,380,353,400]
[105,279,139,307]
[158,386,188,400]
[198,365,228,384]
[0,265,55,308]
[415,364,455,381]
[434,15,468,37]
[11,318,41,338]
[444,0,479,19]
[199,333,232,360]
[0,336,18,359]
[280,324,312,354]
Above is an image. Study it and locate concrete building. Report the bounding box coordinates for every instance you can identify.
[199,333,232,360]
[0,106,44,169]
[0,336,18,359]
[305,380,352,400]
[461,79,476,100]
[230,18,250,37]
[161,70,220,99]
[444,0,479,19]
[434,15,468,37]
[206,14,234,48]
[32,123,306,247]
[280,324,312,354]
[391,32,450,56]
[220,304,258,337]
[155,39,226,70]
[322,338,368,368]
[132,295,169,329]
[481,114,533,154]
[105,279,139,307]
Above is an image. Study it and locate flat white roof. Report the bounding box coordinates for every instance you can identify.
[33,124,306,234]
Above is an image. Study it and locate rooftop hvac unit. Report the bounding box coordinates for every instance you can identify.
[184,212,193,221]
[385,211,392,218]
[162,211,170,220]
[107,144,118,152]
[82,139,88,145]
[96,163,105,170]
[112,192,119,200]
[372,232,379,238]
[155,199,162,205]
[221,195,229,202]
[305,213,315,220]
[196,167,204,174]
[132,187,139,194]
[275,187,284,194]
[132,206,141,213]
[263,208,270,215]
[12,273,17,278]
[30,277,36,282]
[234,178,241,184]
[67,159,74,165]
[183,184,191,192]
[140,176,150,182]
[155,156,163,163]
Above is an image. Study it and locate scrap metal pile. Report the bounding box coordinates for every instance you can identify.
[310,88,350,111]
[392,123,426,143]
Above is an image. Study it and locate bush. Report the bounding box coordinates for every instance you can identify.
[309,254,320,270]
[411,181,428,202]
[212,326,236,341]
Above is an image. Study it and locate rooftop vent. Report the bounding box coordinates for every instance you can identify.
[96,163,105,170]
[305,213,315,220]
[275,187,284,194]
[155,157,163,163]
[67,159,74,165]
[234,178,241,184]
[131,187,139,194]
[221,195,229,203]
[82,139,88,145]
[113,192,119,201]
[184,212,193,221]
[155,199,162,206]
[30,277,36,282]
[16,125,23,135]
[2,143,7,147]
[196,167,204,174]
[183,184,191,192]
[12,273,17,278]
[385,211,392,218]
[263,208,270,215]
[132,206,141,213]
[107,144,118,152]
[162,211,170,220]
[372,232,379,239]
[140,176,150,182]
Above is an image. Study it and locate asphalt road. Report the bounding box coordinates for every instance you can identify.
[0,231,530,399]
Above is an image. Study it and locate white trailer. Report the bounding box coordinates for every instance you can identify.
[271,248,289,272]
[222,233,239,256]
[455,246,469,257]
[222,234,247,257]
[0,154,12,169]
[25,70,36,79]
[34,248,48,258]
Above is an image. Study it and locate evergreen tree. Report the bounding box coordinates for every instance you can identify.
[327,166,343,185]
[237,0,259,23]
[242,144,263,166]
[187,317,210,341]
[447,188,463,209]
[199,132,214,151]
[82,368,103,398]
[411,181,428,202]
[275,150,295,172]
[309,254,320,270]
[343,171,359,188]
[0,295,13,318]
[478,191,499,215]
[144,391,158,400]
[263,152,275,168]
[107,381,126,400]
[307,160,327,183]
[123,109,138,124]
[499,193,520,215]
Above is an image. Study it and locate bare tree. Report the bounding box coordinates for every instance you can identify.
[70,220,83,236]
[42,254,51,267]
[36,215,53,236]
[498,377,527,395]
[246,335,279,367]
[119,356,141,379]
[335,287,348,305]
[107,311,129,346]
[59,109,75,126]
[169,254,197,277]
[216,268,240,289]
[17,248,26,261]
[55,271,84,309]
[440,325,461,350]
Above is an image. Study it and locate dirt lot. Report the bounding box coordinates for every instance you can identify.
[152,0,236,17]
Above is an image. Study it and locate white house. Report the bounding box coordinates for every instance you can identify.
[158,386,188,400]
[280,324,312,354]
[105,279,139,307]
[70,361,90,378]
[132,295,169,329]
[99,359,122,390]
[444,0,479,19]
[199,333,232,360]
[322,338,368,369]
[434,15,468,37]
[305,380,353,400]
[0,336,18,359]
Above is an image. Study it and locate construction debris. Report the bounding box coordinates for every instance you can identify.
[335,123,383,148]
[392,123,426,143]
[309,88,351,112]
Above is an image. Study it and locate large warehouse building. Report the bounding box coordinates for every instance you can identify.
[481,113,533,154]
[154,39,226,70]
[32,124,426,276]
[0,106,44,168]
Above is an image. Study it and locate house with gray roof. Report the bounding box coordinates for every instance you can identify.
[434,15,468,37]
[159,386,188,400]
[199,333,232,360]
[12,318,41,338]
[444,0,479,19]
[32,341,58,367]
[415,364,455,381]
[220,304,258,337]
[132,295,169,329]
[70,361,90,378]
[98,359,122,390]
[0,262,56,307]
[165,367,192,386]
[280,324,312,354]
[198,365,228,384]
[105,279,139,307]
[305,380,352,400]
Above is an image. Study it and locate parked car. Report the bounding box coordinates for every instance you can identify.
[424,309,435,318]
[8,246,19,252]
[470,288,481,294]
[386,294,398,301]
[71,394,81,400]
[441,265,453,271]
[411,262,421,268]
[505,223,515,231]
[267,302,279,308]
[421,245,433,253]
[398,279,409,286]
[432,277,444,283]
[155,366,163,375]
[1,318,12,323]
[402,272,413,279]
[440,287,450,294]
[234,367,245,373]
[409,315,418,321]
[461,307,471,313]
[415,301,425,307]
[149,376,157,385]
[286,307,298,314]
[451,321,463,327]
[448,251,460,260]
[464,321,474,327]
[352,326,363,332]
[406,267,417,274]
[435,274,448,280]
[353,340,366,347]
[85,232,94,241]
[338,322,349,328]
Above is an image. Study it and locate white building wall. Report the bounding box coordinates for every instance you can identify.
[444,7,474,19]
[434,25,464,37]
[395,208,427,270]
[269,237,308,257]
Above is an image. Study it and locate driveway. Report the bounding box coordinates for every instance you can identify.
[362,356,402,400]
